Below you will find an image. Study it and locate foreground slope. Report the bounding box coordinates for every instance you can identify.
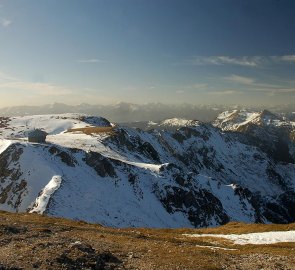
[0,211,294,270]
[0,113,295,227]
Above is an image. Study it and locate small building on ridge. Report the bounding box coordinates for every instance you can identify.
[28,129,48,143]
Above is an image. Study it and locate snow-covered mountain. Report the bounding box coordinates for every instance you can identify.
[0,112,294,228]
[213,109,295,163]
[123,118,200,131]
[213,109,293,131]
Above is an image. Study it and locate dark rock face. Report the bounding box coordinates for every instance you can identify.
[48,145,77,167]
[137,141,160,162]
[0,117,10,128]
[156,184,229,227]
[84,152,117,178]
[78,116,111,127]
[0,144,26,209]
[108,128,160,162]
[262,191,295,223]
[172,132,186,143]
[237,124,295,164]
[179,126,211,141]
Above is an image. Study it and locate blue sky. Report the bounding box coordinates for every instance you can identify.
[0,0,295,107]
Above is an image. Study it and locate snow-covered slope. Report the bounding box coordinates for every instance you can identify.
[0,113,294,227]
[0,113,111,138]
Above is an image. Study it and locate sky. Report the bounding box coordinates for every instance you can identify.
[0,0,295,108]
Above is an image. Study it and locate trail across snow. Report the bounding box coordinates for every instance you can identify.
[184,230,295,245]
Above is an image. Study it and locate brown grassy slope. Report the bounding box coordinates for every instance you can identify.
[0,211,294,270]
[66,126,115,135]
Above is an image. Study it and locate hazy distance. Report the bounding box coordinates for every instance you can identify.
[0,102,294,123]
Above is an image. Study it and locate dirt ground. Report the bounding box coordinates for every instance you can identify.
[0,211,294,270]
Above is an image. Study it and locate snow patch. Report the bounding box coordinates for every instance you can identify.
[0,140,12,154]
[29,175,62,214]
[183,230,295,245]
[195,244,237,251]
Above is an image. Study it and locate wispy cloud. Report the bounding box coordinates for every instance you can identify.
[0,71,17,81]
[188,56,261,67]
[272,55,295,62]
[224,74,281,90]
[0,81,72,96]
[191,83,208,89]
[270,88,295,94]
[176,90,184,94]
[186,54,295,68]
[223,73,295,96]
[77,59,107,63]
[0,18,12,27]
[0,71,72,96]
[209,90,242,95]
[224,74,255,85]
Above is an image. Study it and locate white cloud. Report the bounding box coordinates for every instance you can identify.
[1,18,12,27]
[77,59,107,63]
[224,74,255,85]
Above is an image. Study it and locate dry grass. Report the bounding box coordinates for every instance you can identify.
[66,126,115,135]
[0,211,294,270]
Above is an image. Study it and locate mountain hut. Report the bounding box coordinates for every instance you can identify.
[28,129,48,143]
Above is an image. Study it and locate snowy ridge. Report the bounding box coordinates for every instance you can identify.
[159,118,197,127]
[0,113,111,138]
[145,118,200,131]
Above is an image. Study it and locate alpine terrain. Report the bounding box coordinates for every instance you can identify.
[0,110,294,228]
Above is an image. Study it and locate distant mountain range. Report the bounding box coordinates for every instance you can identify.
[1,102,294,123]
[0,109,294,228]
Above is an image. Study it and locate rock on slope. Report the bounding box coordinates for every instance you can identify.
[0,112,294,228]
